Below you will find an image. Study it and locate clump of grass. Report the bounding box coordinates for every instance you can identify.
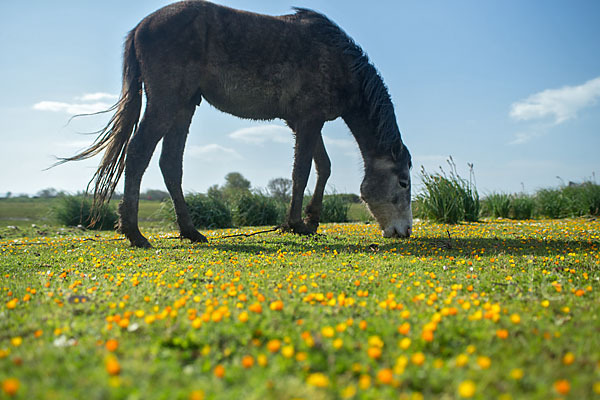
[160,193,233,229]
[510,194,535,219]
[320,195,350,223]
[233,193,282,227]
[417,158,479,223]
[535,188,571,219]
[52,195,118,230]
[483,193,511,218]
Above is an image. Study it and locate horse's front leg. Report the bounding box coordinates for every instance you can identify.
[304,136,330,232]
[283,121,324,234]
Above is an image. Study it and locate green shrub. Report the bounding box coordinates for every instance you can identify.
[161,193,233,229]
[561,182,600,216]
[417,159,479,224]
[484,193,511,218]
[535,188,570,219]
[510,194,535,219]
[233,193,282,227]
[52,196,118,230]
[320,195,350,223]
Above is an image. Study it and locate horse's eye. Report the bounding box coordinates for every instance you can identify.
[399,180,409,189]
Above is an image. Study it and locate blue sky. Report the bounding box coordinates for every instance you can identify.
[1,0,599,197]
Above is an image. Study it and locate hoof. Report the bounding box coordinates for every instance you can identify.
[130,236,152,248]
[282,221,316,235]
[182,230,209,244]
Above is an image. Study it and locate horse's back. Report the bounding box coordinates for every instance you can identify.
[134,1,354,121]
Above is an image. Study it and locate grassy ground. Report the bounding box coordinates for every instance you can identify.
[0,198,164,229]
[1,218,598,399]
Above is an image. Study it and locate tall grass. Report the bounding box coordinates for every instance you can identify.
[160,193,233,229]
[417,158,479,224]
[52,196,118,230]
[320,194,350,223]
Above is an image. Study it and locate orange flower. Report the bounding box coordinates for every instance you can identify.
[241,355,254,368]
[106,357,121,375]
[496,329,509,339]
[422,330,434,342]
[554,379,570,395]
[2,378,19,396]
[214,364,225,378]
[367,347,382,359]
[267,339,281,353]
[105,339,119,352]
[189,390,205,400]
[376,368,394,385]
[269,300,283,311]
[249,303,262,314]
[397,322,410,335]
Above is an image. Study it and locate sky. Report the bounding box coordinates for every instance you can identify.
[1,0,599,198]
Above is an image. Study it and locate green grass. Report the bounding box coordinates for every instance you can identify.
[1,218,599,399]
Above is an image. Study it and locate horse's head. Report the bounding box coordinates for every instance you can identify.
[360,148,412,238]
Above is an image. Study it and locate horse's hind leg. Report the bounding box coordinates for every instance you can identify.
[118,106,169,248]
[283,120,324,234]
[159,104,207,244]
[305,136,331,232]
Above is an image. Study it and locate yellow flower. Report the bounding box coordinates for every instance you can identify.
[189,390,205,400]
[307,372,329,388]
[411,352,425,366]
[476,356,491,369]
[562,352,574,365]
[399,337,411,350]
[455,354,469,367]
[510,314,521,324]
[281,345,294,358]
[457,380,476,398]
[321,326,335,338]
[510,368,523,380]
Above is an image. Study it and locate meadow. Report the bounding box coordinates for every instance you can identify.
[1,215,599,399]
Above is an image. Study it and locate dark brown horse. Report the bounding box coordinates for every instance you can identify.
[66,1,412,247]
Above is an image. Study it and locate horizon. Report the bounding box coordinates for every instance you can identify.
[1,1,599,198]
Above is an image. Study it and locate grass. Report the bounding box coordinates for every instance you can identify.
[1,217,599,399]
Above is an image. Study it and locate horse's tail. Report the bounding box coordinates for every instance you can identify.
[62,29,142,217]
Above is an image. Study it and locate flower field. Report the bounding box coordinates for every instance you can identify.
[1,219,599,399]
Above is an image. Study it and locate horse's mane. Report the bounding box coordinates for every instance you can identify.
[293,8,405,159]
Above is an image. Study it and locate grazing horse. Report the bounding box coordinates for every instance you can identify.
[66,1,412,248]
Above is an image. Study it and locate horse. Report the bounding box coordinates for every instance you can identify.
[64,0,412,248]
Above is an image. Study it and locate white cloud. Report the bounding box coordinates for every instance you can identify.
[508,130,545,145]
[33,92,118,115]
[33,101,112,115]
[229,125,291,144]
[509,76,600,124]
[76,92,118,102]
[323,135,355,149]
[186,144,242,160]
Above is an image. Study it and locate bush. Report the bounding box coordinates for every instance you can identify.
[417,159,479,224]
[320,195,350,223]
[483,193,511,218]
[510,194,535,219]
[161,193,233,229]
[233,193,282,227]
[535,188,570,219]
[561,182,600,216]
[53,196,118,230]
